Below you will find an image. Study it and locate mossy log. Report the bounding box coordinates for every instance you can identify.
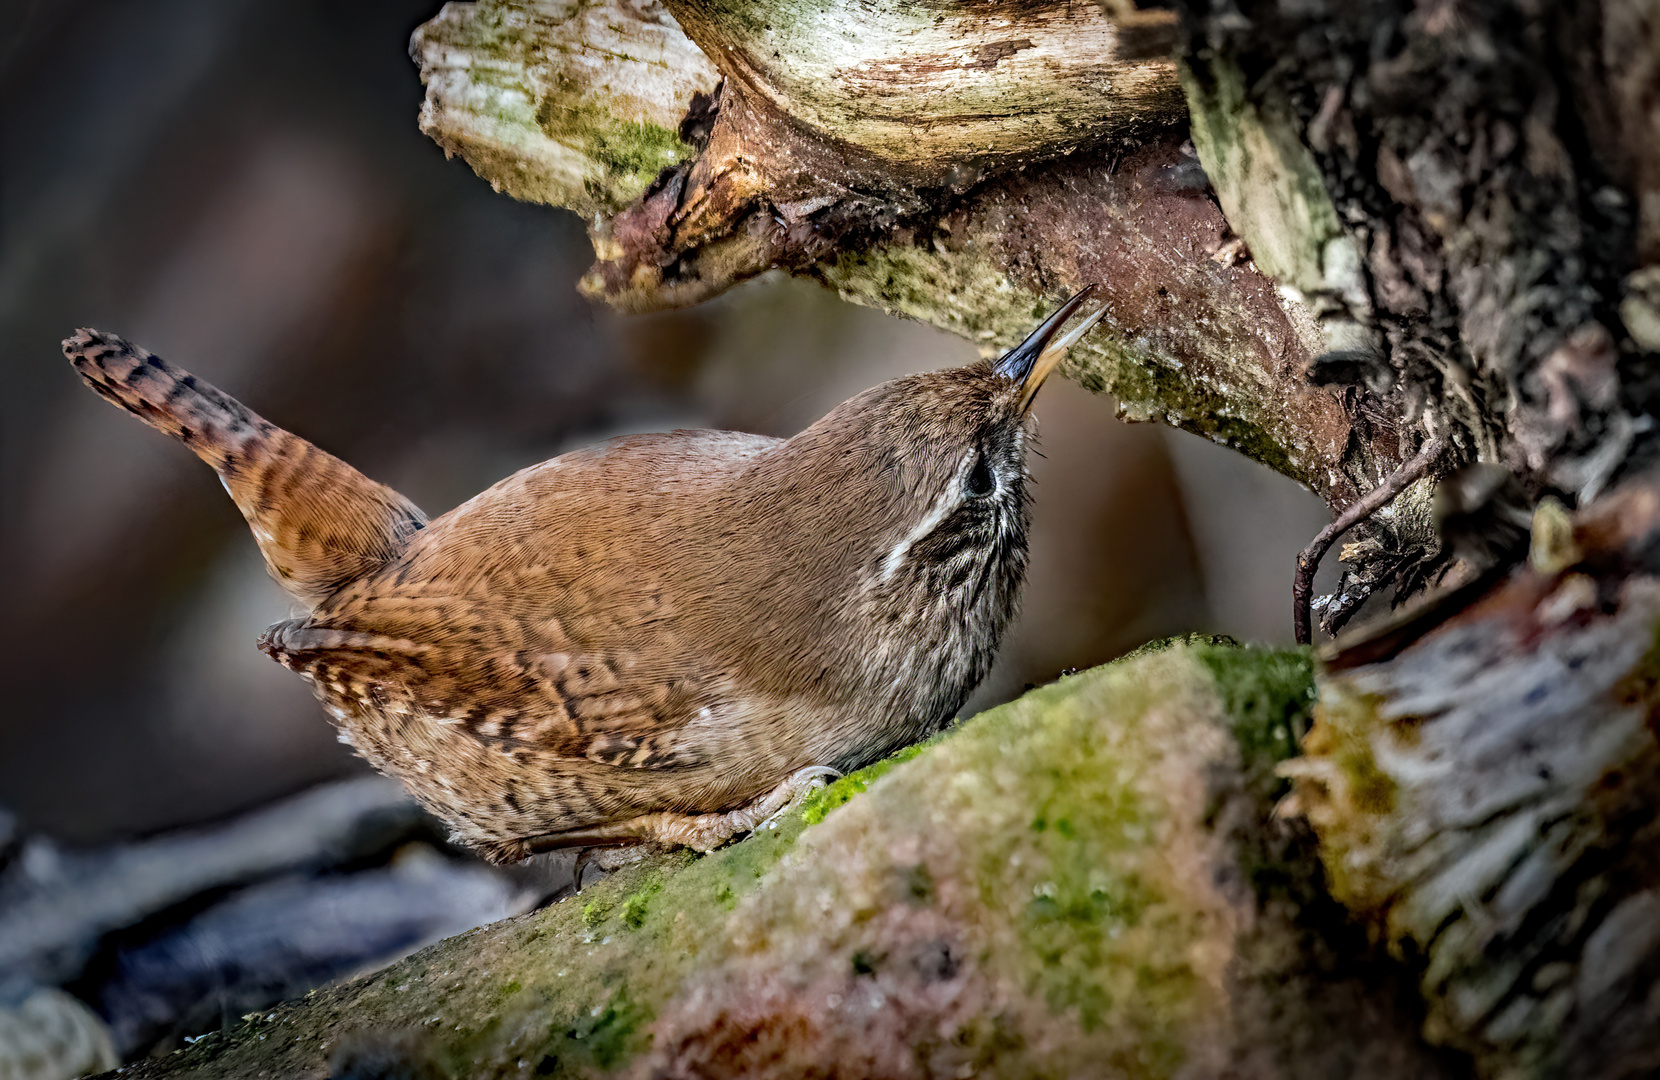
[103,642,1455,1079]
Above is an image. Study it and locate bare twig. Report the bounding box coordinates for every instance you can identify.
[1294,437,1449,645]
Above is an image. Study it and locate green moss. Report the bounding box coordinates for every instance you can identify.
[140,642,1335,1079]
[589,122,686,187]
[581,898,612,929]
[1180,56,1342,295]
[535,92,690,205]
[815,240,1038,349]
[1122,632,1241,660]
[893,655,1217,1067]
[1188,643,1335,917]
[1090,344,1306,481]
[1021,868,1159,1031]
[1327,706,1396,817]
[443,836,784,1076]
[799,734,943,824]
[1194,643,1315,780]
[620,880,663,931]
[417,0,703,217]
[893,642,1314,1067]
[1293,677,1400,914]
[583,990,649,1071]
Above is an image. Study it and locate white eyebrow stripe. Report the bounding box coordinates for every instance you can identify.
[879,449,978,582]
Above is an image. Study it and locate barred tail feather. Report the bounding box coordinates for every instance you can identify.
[63,329,427,608]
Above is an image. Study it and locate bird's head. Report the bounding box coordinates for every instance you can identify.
[757,285,1108,589]
[727,286,1108,701]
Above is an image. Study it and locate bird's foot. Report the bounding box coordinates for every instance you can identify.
[634,765,842,850]
[754,765,843,831]
[503,766,844,858]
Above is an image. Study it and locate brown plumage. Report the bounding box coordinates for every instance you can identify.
[61,289,1106,863]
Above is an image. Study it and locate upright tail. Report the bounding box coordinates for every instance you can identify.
[64,329,427,609]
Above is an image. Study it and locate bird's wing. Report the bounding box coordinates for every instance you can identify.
[261,609,719,769]
[259,428,779,771]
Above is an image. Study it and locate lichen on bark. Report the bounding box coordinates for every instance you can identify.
[411,0,717,217]
[408,0,1411,518]
[386,4,1660,1074]
[1179,55,1372,357]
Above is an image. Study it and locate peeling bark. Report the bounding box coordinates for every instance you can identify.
[411,0,1394,506]
[412,0,1660,633]
[579,0,1187,314]
[665,0,1182,178]
[412,0,718,218]
[1284,475,1660,1079]
[1176,0,1657,631]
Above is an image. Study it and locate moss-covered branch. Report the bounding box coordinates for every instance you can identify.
[391,5,1660,1073]
[108,641,1449,1080]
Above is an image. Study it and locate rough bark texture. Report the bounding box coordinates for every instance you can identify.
[411,0,1660,621]
[410,0,1398,512]
[1284,476,1660,1080]
[1178,0,1659,633]
[412,0,719,218]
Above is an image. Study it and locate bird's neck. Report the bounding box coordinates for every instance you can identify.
[694,451,1029,736]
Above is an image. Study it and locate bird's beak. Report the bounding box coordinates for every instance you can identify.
[993,284,1110,413]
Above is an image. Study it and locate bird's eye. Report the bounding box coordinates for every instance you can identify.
[964,453,996,498]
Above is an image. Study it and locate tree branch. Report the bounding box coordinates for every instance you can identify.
[1293,436,1448,645]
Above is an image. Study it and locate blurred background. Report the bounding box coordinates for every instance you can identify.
[0,0,1331,1069]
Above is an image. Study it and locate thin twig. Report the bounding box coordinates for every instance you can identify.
[1294,437,1449,645]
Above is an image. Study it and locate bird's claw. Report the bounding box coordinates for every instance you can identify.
[757,765,843,830]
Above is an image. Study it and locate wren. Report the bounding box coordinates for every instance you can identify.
[62,288,1107,863]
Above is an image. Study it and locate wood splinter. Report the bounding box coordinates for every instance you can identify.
[1293,437,1449,645]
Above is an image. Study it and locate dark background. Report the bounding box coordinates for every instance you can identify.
[0,0,1331,845]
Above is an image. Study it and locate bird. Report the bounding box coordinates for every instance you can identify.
[61,287,1108,864]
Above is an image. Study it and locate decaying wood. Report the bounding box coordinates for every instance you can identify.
[578,3,1185,308]
[665,1,1183,178]
[1283,474,1660,1079]
[1,777,552,1070]
[413,0,1660,634]
[0,777,426,991]
[412,0,720,218]
[578,0,1185,310]
[1178,0,1657,631]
